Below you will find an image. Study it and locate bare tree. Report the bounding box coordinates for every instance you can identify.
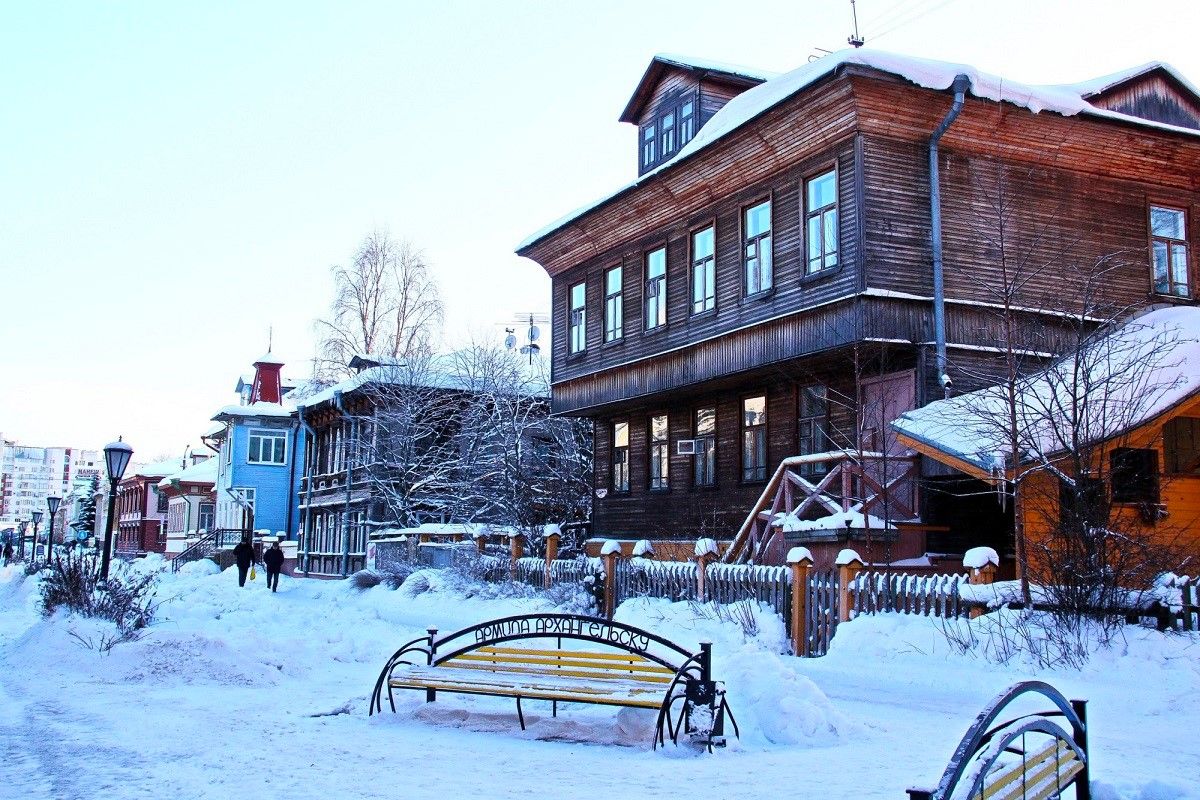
[314,231,443,381]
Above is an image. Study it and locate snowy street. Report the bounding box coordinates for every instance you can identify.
[1,560,1197,800]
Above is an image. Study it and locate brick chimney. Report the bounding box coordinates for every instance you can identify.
[250,352,284,404]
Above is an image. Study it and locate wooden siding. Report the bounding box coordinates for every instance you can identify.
[637,70,699,128]
[1087,71,1200,131]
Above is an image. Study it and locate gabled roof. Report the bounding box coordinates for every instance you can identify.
[1065,60,1200,103]
[212,402,295,423]
[892,306,1200,479]
[157,456,217,489]
[618,53,777,123]
[519,48,1200,254]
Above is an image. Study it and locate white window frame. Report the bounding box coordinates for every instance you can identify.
[248,428,288,465]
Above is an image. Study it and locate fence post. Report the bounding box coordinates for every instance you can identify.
[694,538,719,601]
[509,532,525,581]
[965,546,999,619]
[473,529,487,555]
[836,548,863,623]
[543,528,560,589]
[600,540,620,619]
[787,547,814,657]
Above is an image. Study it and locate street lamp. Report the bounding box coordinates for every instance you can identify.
[100,438,133,580]
[45,496,61,566]
[31,511,43,563]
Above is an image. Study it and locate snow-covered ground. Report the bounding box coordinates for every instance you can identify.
[1,559,1196,800]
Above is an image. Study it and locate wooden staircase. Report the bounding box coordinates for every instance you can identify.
[722,451,918,565]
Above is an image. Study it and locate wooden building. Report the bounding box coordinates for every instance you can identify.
[516,50,1200,567]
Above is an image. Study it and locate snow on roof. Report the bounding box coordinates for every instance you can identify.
[518,48,1200,252]
[298,350,549,410]
[132,458,186,480]
[157,457,217,488]
[211,402,295,422]
[653,52,779,84]
[202,422,227,438]
[892,306,1200,476]
[1065,60,1200,101]
[252,352,285,366]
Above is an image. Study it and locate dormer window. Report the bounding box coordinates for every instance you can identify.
[639,91,698,174]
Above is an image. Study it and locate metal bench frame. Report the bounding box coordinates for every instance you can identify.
[908,680,1090,800]
[368,612,739,749]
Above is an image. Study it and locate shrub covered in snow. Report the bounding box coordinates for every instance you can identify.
[39,550,159,647]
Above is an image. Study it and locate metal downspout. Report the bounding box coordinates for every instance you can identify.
[332,391,355,577]
[296,405,316,575]
[930,73,971,399]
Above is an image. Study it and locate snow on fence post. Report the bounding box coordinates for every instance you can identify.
[836,549,863,623]
[543,525,561,589]
[473,527,487,555]
[694,538,719,601]
[964,547,999,619]
[787,547,814,657]
[600,540,621,619]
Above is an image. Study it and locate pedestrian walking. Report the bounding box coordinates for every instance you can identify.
[2,541,12,566]
[233,535,256,588]
[263,540,284,592]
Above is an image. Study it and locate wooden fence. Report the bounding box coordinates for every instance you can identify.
[1170,576,1199,631]
[851,570,968,618]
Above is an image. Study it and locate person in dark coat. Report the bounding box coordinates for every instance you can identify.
[263,541,284,592]
[233,536,256,587]
[2,541,12,566]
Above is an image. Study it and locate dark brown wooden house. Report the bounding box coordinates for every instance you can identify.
[516,50,1200,568]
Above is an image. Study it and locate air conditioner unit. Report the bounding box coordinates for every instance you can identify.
[676,439,697,455]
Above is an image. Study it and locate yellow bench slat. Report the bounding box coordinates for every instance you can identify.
[982,739,1083,800]
[449,652,674,676]
[440,660,672,684]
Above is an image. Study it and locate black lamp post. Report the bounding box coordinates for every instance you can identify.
[31,511,43,563]
[17,521,27,560]
[100,438,133,580]
[45,496,61,566]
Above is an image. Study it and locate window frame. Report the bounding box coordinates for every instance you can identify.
[568,280,587,355]
[603,265,623,343]
[1149,204,1191,298]
[641,123,657,169]
[741,198,773,298]
[741,394,768,483]
[648,413,670,491]
[644,246,667,332]
[247,428,288,466]
[797,384,831,476]
[612,420,630,494]
[639,91,699,172]
[693,406,717,488]
[803,167,840,277]
[1110,447,1160,506]
[690,222,717,316]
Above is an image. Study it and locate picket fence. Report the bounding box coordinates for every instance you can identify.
[476,552,973,656]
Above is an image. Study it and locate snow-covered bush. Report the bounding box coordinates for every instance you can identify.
[39,550,159,646]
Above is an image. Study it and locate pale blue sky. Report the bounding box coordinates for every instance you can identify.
[3,0,1198,459]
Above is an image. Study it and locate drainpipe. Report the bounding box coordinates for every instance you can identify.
[930,73,971,399]
[332,390,355,577]
[296,405,316,575]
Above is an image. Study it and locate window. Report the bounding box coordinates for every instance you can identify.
[1110,447,1159,505]
[649,414,669,490]
[604,266,623,342]
[1164,417,1200,474]
[645,247,667,331]
[612,421,630,493]
[198,502,215,532]
[743,201,772,295]
[694,407,716,487]
[1151,205,1190,297]
[1058,475,1107,533]
[798,385,830,476]
[660,111,675,156]
[679,100,695,146]
[742,395,767,482]
[569,282,586,354]
[805,170,838,274]
[642,124,657,169]
[155,487,168,514]
[691,226,715,314]
[248,429,287,465]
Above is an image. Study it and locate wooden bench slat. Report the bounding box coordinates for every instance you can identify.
[387,667,667,708]
[443,660,674,685]
[982,740,1083,800]
[449,652,675,676]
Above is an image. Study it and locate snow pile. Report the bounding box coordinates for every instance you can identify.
[786,546,813,564]
[963,547,1000,570]
[694,538,719,558]
[774,508,894,532]
[599,539,622,556]
[632,539,654,557]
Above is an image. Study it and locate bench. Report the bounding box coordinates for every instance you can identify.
[369,613,739,749]
[908,681,1090,800]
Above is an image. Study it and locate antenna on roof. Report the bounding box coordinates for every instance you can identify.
[268,325,273,353]
[848,0,865,47]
